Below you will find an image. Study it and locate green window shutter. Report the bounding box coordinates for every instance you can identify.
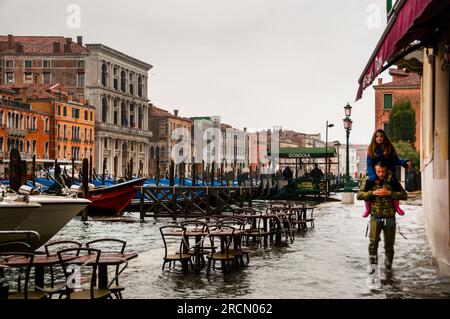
[384,123,390,138]
[384,94,393,109]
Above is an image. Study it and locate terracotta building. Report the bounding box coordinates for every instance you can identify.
[373,67,421,150]
[0,35,89,99]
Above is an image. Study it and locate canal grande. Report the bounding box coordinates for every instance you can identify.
[44,197,450,299]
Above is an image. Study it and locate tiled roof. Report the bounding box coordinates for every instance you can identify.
[0,35,89,54]
[0,83,65,99]
[150,105,191,122]
[375,72,421,88]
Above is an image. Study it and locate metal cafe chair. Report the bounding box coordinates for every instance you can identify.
[206,225,239,275]
[0,241,32,253]
[179,220,210,269]
[0,252,46,299]
[85,238,127,299]
[44,240,83,289]
[56,247,111,299]
[159,225,192,271]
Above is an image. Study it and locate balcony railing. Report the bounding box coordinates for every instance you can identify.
[6,127,27,137]
[96,122,152,138]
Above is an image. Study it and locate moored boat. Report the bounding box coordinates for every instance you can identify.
[87,178,146,216]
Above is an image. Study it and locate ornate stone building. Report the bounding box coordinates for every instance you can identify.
[84,44,152,177]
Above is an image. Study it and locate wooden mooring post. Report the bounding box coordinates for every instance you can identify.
[113,156,118,185]
[31,154,36,188]
[81,158,89,221]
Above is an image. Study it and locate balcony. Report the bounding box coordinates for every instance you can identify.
[96,122,152,138]
[0,98,30,110]
[7,127,27,137]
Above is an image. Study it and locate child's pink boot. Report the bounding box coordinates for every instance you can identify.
[393,199,405,216]
[362,201,371,218]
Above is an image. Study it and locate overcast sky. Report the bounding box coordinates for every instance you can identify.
[0,0,391,144]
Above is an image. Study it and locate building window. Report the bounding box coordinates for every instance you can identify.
[6,72,14,84]
[121,71,126,93]
[77,60,85,68]
[43,60,51,68]
[90,112,93,121]
[113,78,118,90]
[115,140,118,149]
[138,76,143,97]
[114,110,118,125]
[383,94,393,109]
[77,73,85,87]
[6,60,14,68]
[101,63,108,87]
[24,60,32,68]
[24,73,33,84]
[43,72,51,84]
[32,141,36,154]
[63,106,67,116]
[383,123,390,138]
[104,138,108,148]
[57,105,61,115]
[45,118,50,132]
[32,117,37,131]
[102,98,108,123]
[72,108,80,119]
[84,110,88,120]
[58,145,60,158]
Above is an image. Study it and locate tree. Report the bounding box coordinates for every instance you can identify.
[389,99,416,144]
[393,141,420,169]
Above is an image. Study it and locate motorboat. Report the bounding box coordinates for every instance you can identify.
[0,189,42,231]
[0,186,91,251]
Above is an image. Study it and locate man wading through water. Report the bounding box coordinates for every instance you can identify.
[357,161,407,272]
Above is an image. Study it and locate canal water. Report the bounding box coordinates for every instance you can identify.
[45,197,450,299]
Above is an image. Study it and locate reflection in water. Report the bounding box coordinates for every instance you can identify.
[46,199,450,299]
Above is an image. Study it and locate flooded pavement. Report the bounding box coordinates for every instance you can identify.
[46,197,450,299]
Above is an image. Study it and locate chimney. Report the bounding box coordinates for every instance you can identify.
[64,38,72,53]
[19,86,29,104]
[15,43,24,53]
[378,78,383,85]
[77,36,83,45]
[53,42,61,53]
[7,34,14,50]
[174,109,179,117]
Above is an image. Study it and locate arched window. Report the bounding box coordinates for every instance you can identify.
[26,141,30,154]
[138,106,143,129]
[63,146,67,159]
[102,97,108,123]
[101,63,108,87]
[32,117,37,130]
[45,118,49,132]
[138,76,143,97]
[19,115,23,130]
[19,140,23,152]
[121,71,126,92]
[57,124,60,138]
[121,102,127,127]
[150,146,154,159]
[63,125,67,139]
[0,111,3,127]
[15,113,19,129]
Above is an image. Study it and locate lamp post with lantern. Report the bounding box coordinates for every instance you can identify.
[342,103,354,204]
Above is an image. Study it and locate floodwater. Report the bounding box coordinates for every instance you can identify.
[46,196,450,299]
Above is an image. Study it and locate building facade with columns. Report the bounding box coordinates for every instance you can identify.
[84,44,153,177]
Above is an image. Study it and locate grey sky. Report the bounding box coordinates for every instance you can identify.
[0,0,390,144]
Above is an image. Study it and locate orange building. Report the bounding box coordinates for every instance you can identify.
[0,84,95,175]
[0,87,51,176]
[373,67,421,150]
[24,84,96,163]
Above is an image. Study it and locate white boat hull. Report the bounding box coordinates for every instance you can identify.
[0,201,41,231]
[1,194,90,250]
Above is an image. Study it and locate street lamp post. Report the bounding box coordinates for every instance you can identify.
[325,121,334,201]
[334,141,341,188]
[342,103,354,204]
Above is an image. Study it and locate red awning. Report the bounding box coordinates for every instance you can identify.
[356,0,433,101]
